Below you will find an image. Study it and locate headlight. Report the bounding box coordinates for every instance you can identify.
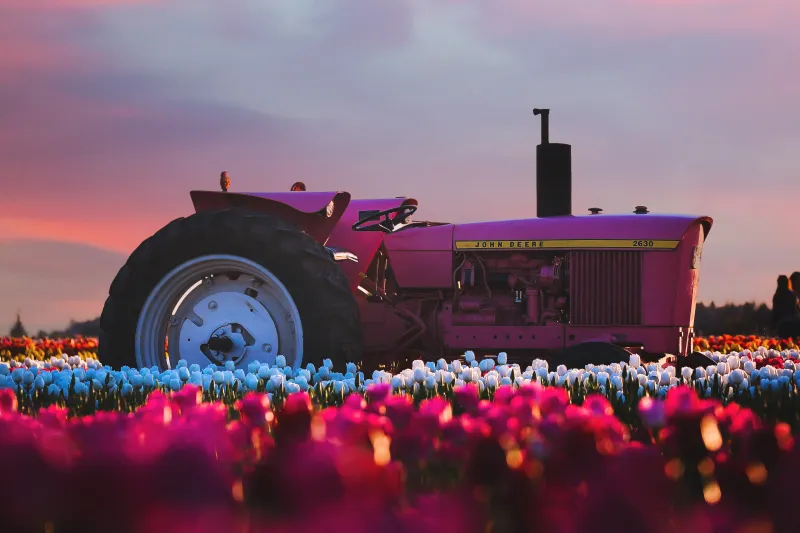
[326,200,335,218]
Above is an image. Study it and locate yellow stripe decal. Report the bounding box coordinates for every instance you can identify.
[454,239,679,250]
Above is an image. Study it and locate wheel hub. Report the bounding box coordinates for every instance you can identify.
[178,291,279,366]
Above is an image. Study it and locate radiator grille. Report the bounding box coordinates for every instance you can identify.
[568,251,643,325]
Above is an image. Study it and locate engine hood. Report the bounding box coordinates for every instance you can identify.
[452,214,713,251]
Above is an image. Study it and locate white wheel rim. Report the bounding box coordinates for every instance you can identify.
[135,255,303,371]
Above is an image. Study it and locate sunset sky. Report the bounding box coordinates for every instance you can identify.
[2,0,800,334]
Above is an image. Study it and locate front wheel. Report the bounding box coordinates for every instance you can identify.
[677,351,716,371]
[98,209,362,372]
[556,342,633,369]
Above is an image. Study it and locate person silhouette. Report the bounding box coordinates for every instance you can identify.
[220,171,231,192]
[290,181,306,191]
[772,274,800,338]
[791,272,800,300]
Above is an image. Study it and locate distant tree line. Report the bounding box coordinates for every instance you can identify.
[6,302,777,339]
[36,317,102,339]
[693,302,773,336]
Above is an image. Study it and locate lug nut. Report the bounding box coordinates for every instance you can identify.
[262,344,272,353]
[169,316,180,326]
[203,277,213,286]
[252,279,261,288]
[209,301,218,310]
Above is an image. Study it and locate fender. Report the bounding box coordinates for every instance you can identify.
[189,190,351,245]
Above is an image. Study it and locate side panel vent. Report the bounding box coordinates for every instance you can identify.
[569,251,642,326]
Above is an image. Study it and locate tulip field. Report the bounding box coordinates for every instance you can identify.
[3,336,800,532]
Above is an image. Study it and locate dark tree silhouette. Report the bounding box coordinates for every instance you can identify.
[9,313,28,338]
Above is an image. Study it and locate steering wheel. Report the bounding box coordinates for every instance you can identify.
[352,204,418,233]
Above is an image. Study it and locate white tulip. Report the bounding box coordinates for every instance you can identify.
[729,369,744,386]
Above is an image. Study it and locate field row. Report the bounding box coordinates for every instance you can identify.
[3,334,799,361]
[0,374,794,532]
[1,336,799,531]
[3,345,800,428]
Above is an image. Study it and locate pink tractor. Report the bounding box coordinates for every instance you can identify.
[99,108,714,372]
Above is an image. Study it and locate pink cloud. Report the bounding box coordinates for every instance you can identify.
[0,240,126,333]
[1,216,157,255]
[2,0,160,8]
[473,0,800,37]
[0,0,161,72]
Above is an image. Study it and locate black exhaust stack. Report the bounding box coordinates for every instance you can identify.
[533,108,572,217]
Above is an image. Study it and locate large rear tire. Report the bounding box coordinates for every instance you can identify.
[98,208,362,371]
